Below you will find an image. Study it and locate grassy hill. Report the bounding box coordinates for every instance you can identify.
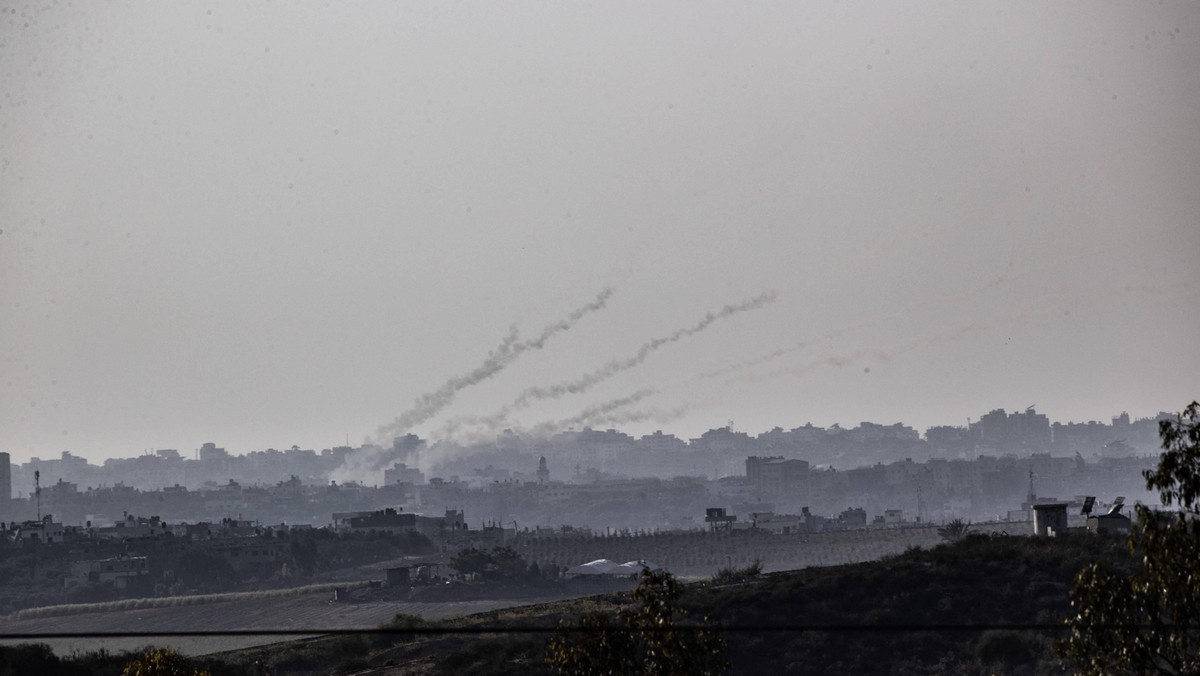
[1,532,1135,675]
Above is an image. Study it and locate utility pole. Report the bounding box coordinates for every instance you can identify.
[34,470,41,521]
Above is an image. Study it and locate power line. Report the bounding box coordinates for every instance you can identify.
[0,623,1194,640]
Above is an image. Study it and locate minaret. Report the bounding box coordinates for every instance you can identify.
[536,456,549,485]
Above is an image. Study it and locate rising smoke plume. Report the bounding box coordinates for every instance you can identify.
[436,290,777,438]
[371,287,614,445]
[331,288,614,483]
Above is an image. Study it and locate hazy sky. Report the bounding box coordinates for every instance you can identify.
[2,2,1198,463]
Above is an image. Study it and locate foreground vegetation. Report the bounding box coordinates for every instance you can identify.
[1,532,1131,674]
[233,533,1136,674]
[0,529,432,616]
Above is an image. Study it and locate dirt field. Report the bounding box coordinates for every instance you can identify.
[0,522,1024,658]
[0,590,564,657]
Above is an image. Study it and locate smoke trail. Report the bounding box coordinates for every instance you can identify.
[523,389,658,437]
[699,268,1042,380]
[331,288,615,483]
[578,403,691,430]
[730,312,1031,384]
[370,287,613,447]
[416,389,659,471]
[435,291,776,438]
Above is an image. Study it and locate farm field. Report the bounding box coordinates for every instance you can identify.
[0,589,570,657]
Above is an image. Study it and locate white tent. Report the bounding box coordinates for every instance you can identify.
[615,560,662,574]
[565,559,622,577]
[565,558,663,577]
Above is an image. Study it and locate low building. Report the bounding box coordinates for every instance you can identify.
[211,540,288,572]
[66,555,149,590]
[13,516,66,543]
[1032,503,1069,537]
[1086,512,1131,535]
[838,507,867,528]
[749,511,802,535]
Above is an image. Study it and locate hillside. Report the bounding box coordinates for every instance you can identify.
[201,532,1133,675]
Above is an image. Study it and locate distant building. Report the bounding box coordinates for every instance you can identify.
[838,507,867,528]
[66,555,149,590]
[536,457,550,485]
[198,442,229,462]
[749,511,802,534]
[745,456,809,495]
[336,507,466,537]
[704,507,737,531]
[1086,512,1131,535]
[0,452,9,503]
[94,514,168,540]
[14,515,66,543]
[384,463,425,486]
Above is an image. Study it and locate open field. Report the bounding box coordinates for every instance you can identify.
[517,521,1020,578]
[0,522,1025,659]
[0,588,572,657]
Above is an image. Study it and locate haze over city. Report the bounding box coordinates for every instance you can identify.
[3,2,1199,465]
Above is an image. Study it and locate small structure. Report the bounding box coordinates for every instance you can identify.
[704,507,737,532]
[1087,498,1131,535]
[1032,503,1069,537]
[749,511,802,534]
[565,559,662,578]
[385,567,411,587]
[838,507,867,528]
[66,555,149,590]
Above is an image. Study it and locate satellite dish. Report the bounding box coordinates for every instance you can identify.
[1081,496,1095,515]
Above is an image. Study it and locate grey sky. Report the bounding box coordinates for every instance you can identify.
[2,2,1198,463]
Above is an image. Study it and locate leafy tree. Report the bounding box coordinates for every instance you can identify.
[449,546,531,579]
[546,568,727,675]
[121,648,210,676]
[166,549,237,591]
[1060,401,1200,675]
[490,546,528,578]
[450,547,493,577]
[937,519,972,543]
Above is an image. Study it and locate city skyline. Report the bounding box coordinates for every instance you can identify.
[0,402,1172,467]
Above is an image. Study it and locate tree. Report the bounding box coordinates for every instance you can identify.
[937,518,972,543]
[121,648,210,676]
[449,547,492,577]
[449,546,531,580]
[545,568,727,675]
[490,546,528,578]
[1060,401,1200,675]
